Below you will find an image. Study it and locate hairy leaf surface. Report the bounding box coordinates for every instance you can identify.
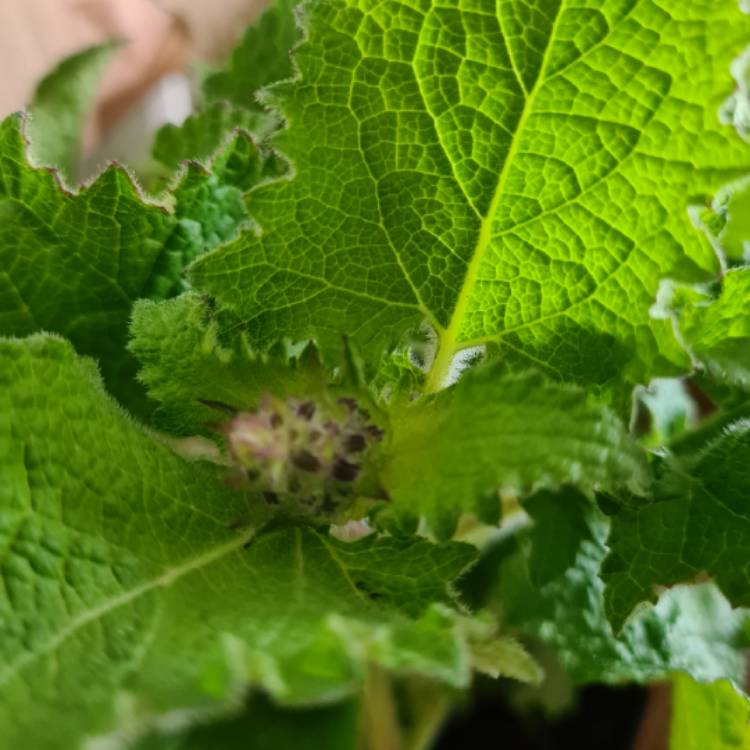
[0,335,478,749]
[130,293,328,435]
[151,0,299,183]
[153,103,277,179]
[202,0,298,108]
[379,363,648,538]
[191,0,750,391]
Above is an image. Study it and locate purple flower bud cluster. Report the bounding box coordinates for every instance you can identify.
[219,394,384,514]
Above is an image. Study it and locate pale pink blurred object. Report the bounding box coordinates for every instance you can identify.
[0,0,268,149]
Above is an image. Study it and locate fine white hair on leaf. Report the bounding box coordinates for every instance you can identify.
[443,345,487,389]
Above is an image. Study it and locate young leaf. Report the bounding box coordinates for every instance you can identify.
[721,45,750,142]
[481,505,748,690]
[379,363,649,538]
[27,42,117,181]
[604,420,750,630]
[158,135,263,294]
[469,636,543,685]
[671,674,750,750]
[190,0,750,391]
[0,334,476,749]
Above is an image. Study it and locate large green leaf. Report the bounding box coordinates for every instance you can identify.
[0,335,480,750]
[27,43,117,182]
[379,363,649,538]
[604,419,750,630]
[190,0,750,391]
[671,674,750,750]
[473,502,749,690]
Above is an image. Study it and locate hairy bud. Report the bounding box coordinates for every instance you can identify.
[220,394,384,515]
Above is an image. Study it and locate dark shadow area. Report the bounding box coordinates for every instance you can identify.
[435,684,647,750]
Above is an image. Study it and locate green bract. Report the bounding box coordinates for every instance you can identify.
[3,0,750,747]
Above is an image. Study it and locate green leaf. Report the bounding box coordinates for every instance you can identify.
[202,0,298,108]
[693,177,750,265]
[481,505,749,690]
[0,114,175,411]
[379,363,649,539]
[152,103,277,178]
[130,293,328,435]
[132,696,360,750]
[604,419,750,630]
[0,334,477,749]
[27,43,117,181]
[0,115,266,414]
[156,135,264,295]
[669,269,750,388]
[525,487,594,586]
[469,636,543,684]
[150,0,299,186]
[190,0,750,391]
[671,674,750,750]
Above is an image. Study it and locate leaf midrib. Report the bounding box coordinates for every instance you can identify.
[424,4,565,393]
[0,527,256,689]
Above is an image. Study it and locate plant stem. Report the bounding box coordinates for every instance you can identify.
[359,666,403,750]
[402,687,451,750]
[358,669,454,750]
